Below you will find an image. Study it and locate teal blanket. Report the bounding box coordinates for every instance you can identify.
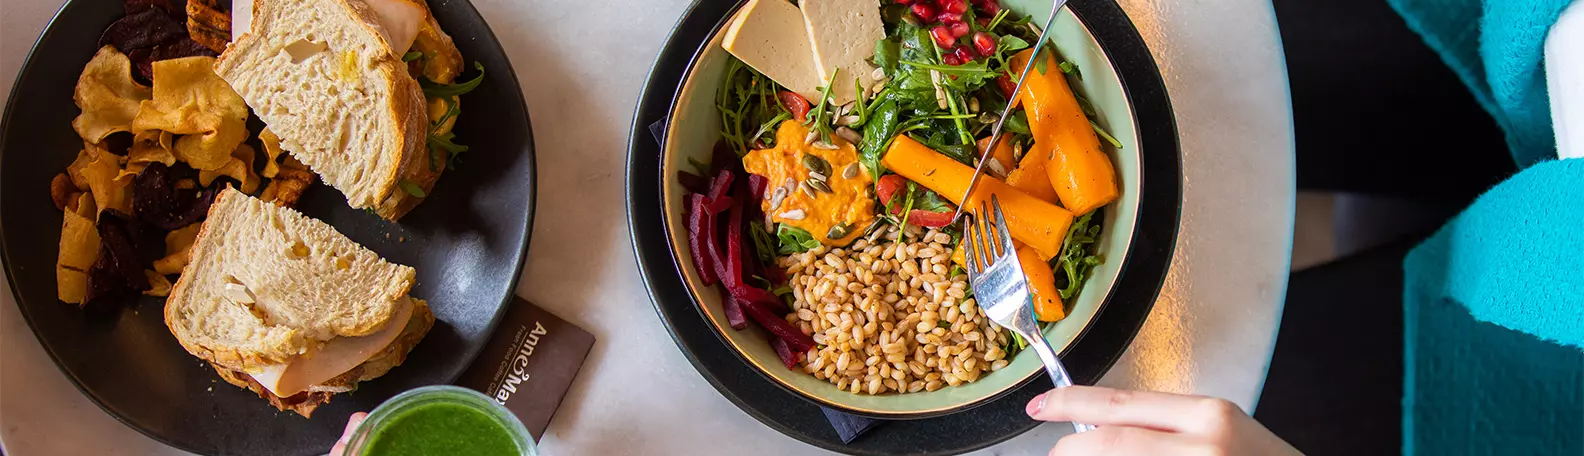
[1387,0,1584,454]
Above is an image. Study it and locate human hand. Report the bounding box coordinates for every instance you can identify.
[327,412,368,456]
[1027,386,1302,455]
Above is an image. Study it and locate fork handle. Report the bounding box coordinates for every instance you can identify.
[1025,331,1097,433]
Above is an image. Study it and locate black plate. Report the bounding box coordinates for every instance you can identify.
[626,0,1180,454]
[0,1,534,454]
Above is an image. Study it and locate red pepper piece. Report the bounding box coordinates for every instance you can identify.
[777,91,812,122]
[687,194,717,286]
[875,174,956,228]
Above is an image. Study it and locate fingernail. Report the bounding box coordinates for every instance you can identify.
[1026,392,1047,417]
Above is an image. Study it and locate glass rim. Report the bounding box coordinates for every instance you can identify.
[344,385,536,456]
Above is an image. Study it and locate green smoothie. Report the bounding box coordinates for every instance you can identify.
[361,401,519,456]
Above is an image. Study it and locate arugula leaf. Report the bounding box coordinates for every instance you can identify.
[873,38,902,76]
[913,188,953,212]
[1058,60,1080,77]
[398,179,427,198]
[748,221,777,264]
[402,51,423,62]
[998,35,1030,54]
[859,98,901,179]
[420,62,485,97]
[1053,211,1105,299]
[1091,119,1123,149]
[776,225,822,254]
[1004,110,1031,136]
[687,157,710,176]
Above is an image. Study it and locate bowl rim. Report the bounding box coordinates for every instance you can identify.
[654,0,1145,418]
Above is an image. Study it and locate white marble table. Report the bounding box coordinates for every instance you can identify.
[0,0,1294,454]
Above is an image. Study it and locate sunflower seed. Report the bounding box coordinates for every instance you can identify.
[805,130,820,145]
[968,97,981,113]
[809,170,829,182]
[842,163,861,180]
[812,140,839,150]
[871,67,886,80]
[801,182,818,198]
[827,222,852,239]
[1013,141,1025,162]
[834,115,862,127]
[807,178,833,194]
[836,126,863,144]
[783,177,797,192]
[770,187,789,210]
[802,154,832,175]
[781,209,807,220]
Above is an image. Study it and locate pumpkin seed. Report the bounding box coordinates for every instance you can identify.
[836,126,862,144]
[842,163,860,180]
[780,209,806,220]
[807,178,833,194]
[986,158,1008,179]
[827,222,852,239]
[968,97,981,114]
[802,154,832,175]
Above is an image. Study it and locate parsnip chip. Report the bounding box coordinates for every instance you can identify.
[72,46,152,144]
[81,150,135,217]
[124,130,176,176]
[57,209,101,304]
[198,143,260,193]
[67,192,97,220]
[65,147,97,190]
[131,56,247,171]
[153,222,202,275]
[259,128,284,178]
[142,270,172,297]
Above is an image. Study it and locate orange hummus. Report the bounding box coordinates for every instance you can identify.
[743,121,875,246]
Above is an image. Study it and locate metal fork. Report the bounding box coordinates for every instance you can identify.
[963,196,1096,434]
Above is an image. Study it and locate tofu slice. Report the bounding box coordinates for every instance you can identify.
[801,0,885,105]
[723,0,825,101]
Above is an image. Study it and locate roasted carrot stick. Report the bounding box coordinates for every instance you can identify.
[1004,140,1061,205]
[1010,50,1119,216]
[882,136,1073,257]
[1017,244,1067,322]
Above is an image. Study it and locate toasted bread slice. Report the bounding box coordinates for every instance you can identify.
[165,188,415,371]
[214,0,427,213]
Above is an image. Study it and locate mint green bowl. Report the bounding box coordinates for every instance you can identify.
[660,0,1141,418]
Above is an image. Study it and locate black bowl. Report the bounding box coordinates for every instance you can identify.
[0,1,535,455]
[626,0,1181,453]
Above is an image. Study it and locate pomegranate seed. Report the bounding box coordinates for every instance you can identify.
[953,45,977,62]
[936,11,963,23]
[943,0,968,14]
[981,0,1001,15]
[976,17,991,29]
[948,20,971,38]
[942,53,962,66]
[911,3,936,19]
[897,0,914,4]
[972,32,997,56]
[931,26,957,48]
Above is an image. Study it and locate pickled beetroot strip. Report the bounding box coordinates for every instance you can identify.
[687,195,717,286]
[706,169,734,203]
[722,295,748,330]
[770,338,800,369]
[741,297,815,352]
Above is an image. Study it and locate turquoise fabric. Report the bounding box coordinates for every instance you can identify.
[1386,0,1584,454]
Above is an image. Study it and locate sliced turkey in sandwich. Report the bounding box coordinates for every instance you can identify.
[165,188,434,417]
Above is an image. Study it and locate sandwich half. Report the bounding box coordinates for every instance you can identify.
[165,188,434,417]
[214,0,465,220]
